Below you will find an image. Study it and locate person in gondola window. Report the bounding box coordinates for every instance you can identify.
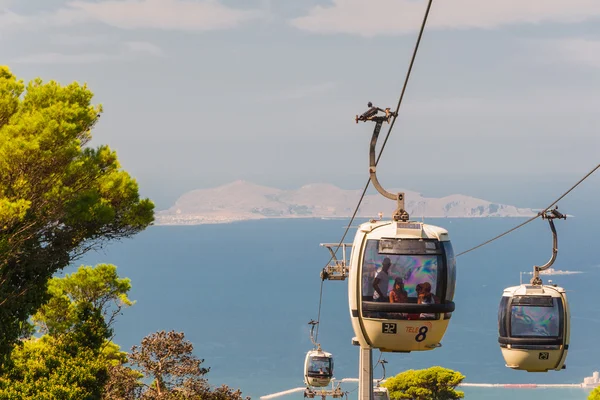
[389,277,409,319]
[417,282,438,319]
[417,282,438,304]
[362,262,377,301]
[389,278,408,303]
[373,258,391,302]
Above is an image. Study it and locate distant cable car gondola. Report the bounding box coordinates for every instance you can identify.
[304,321,334,388]
[498,208,570,372]
[373,386,390,400]
[373,359,391,400]
[349,104,456,353]
[304,347,334,388]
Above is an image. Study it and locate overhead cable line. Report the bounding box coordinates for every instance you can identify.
[314,279,325,341]
[313,0,435,343]
[456,162,600,257]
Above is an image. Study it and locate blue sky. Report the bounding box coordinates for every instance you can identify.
[2,0,599,209]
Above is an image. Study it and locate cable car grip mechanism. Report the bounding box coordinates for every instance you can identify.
[356,102,408,222]
[530,207,567,286]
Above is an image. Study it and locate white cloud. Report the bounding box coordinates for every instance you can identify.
[123,41,164,56]
[50,33,115,46]
[0,8,90,32]
[12,41,164,64]
[0,0,262,33]
[68,0,262,31]
[553,38,600,68]
[290,0,600,36]
[519,37,600,69]
[11,52,115,64]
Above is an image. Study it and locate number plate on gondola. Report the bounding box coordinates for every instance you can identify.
[382,323,397,334]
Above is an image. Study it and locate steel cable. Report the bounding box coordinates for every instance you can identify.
[456,162,600,257]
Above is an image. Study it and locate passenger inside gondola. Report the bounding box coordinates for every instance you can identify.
[417,282,438,305]
[308,358,332,377]
[373,258,391,302]
[361,238,449,320]
[389,278,408,319]
[389,278,408,303]
[417,282,439,319]
[362,262,377,301]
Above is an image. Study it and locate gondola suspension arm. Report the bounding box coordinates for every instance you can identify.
[356,104,409,222]
[530,207,567,285]
[308,320,319,347]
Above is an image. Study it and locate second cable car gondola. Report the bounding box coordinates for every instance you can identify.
[349,104,456,352]
[373,359,391,400]
[373,386,390,400]
[498,208,570,372]
[304,346,334,388]
[304,321,334,387]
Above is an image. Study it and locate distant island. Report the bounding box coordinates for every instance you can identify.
[154,181,537,225]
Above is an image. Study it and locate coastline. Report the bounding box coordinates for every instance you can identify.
[153,214,537,226]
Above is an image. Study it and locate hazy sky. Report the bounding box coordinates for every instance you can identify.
[2,0,599,209]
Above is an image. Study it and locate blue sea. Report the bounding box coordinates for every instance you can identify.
[72,205,600,399]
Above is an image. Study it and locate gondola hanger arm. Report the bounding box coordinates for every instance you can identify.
[531,207,567,285]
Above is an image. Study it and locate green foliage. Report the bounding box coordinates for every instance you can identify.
[0,335,110,399]
[0,66,154,359]
[589,386,600,400]
[33,263,134,338]
[0,263,131,398]
[383,366,465,400]
[0,262,248,399]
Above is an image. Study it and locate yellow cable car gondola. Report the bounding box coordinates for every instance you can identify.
[304,347,334,388]
[373,359,391,400]
[304,321,334,388]
[498,208,569,372]
[349,104,456,353]
[373,386,390,400]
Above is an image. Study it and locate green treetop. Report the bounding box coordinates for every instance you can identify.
[589,386,600,400]
[0,263,134,399]
[0,67,154,360]
[383,366,465,400]
[0,263,249,399]
[33,263,134,339]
